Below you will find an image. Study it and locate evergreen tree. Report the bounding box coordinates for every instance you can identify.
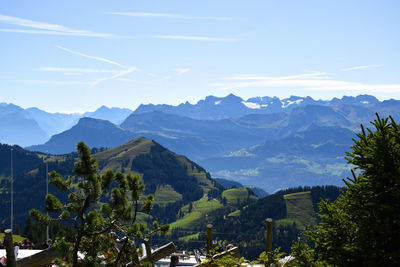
[30,142,169,267]
[292,114,400,266]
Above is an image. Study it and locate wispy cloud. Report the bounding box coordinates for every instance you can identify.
[90,67,137,87]
[341,64,383,71]
[0,14,115,38]
[174,68,191,75]
[214,72,400,93]
[111,12,232,21]
[154,35,238,41]
[54,46,137,87]
[56,46,129,69]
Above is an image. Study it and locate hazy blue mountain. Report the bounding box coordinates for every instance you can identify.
[0,103,49,146]
[0,103,133,148]
[27,109,283,156]
[26,113,224,156]
[27,117,136,154]
[374,99,400,119]
[329,95,379,106]
[27,105,132,137]
[26,107,81,137]
[28,108,287,157]
[83,105,133,124]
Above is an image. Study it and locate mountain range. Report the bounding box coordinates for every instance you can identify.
[3,94,400,192]
[0,103,133,146]
[134,93,380,119]
[0,94,384,147]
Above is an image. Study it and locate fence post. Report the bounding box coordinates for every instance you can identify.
[4,229,16,267]
[206,224,213,256]
[265,218,273,254]
[144,238,153,266]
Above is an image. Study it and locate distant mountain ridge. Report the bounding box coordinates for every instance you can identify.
[0,104,132,146]
[28,117,136,154]
[83,105,133,125]
[0,103,49,147]
[133,94,380,120]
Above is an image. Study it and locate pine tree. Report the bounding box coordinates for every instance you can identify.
[292,114,400,266]
[30,142,169,266]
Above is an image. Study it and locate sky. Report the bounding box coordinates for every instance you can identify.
[1,0,400,113]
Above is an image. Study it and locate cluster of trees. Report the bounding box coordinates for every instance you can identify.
[208,186,340,259]
[150,200,184,223]
[292,114,400,266]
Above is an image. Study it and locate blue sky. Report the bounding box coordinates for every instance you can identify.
[1,0,400,113]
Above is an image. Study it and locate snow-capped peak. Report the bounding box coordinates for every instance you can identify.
[281,99,304,108]
[242,101,268,109]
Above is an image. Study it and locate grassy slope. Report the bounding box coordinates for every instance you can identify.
[0,233,25,243]
[170,194,223,229]
[222,187,257,205]
[280,191,317,229]
[170,187,257,230]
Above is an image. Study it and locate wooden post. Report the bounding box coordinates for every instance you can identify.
[266,218,273,254]
[206,224,213,256]
[4,229,16,267]
[16,247,61,267]
[144,238,153,266]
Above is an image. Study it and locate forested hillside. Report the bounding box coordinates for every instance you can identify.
[0,137,220,231]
